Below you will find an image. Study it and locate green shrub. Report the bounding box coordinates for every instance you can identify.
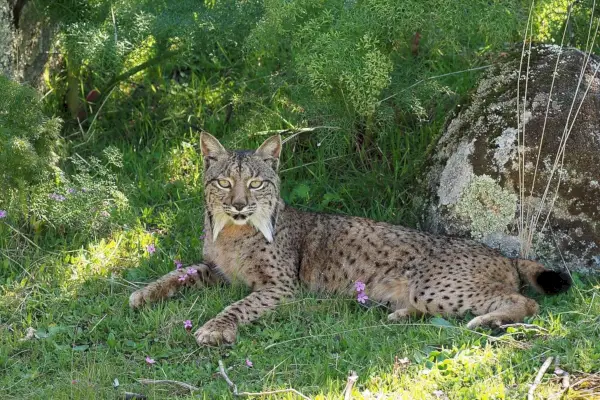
[0,76,62,197]
[28,147,130,236]
[244,0,529,138]
[0,76,128,236]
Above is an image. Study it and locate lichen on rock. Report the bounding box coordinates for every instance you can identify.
[454,175,517,239]
[423,45,600,273]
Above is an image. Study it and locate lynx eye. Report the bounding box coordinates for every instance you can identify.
[217,179,231,189]
[249,180,263,189]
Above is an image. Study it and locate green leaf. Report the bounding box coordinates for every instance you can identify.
[107,332,117,349]
[291,183,310,201]
[430,317,454,327]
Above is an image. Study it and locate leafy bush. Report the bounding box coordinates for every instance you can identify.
[38,0,263,109]
[244,0,529,136]
[0,76,62,198]
[0,76,128,236]
[27,147,130,236]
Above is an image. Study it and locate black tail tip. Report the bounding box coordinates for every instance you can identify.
[537,270,572,295]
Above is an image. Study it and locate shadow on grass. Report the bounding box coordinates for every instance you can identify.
[1,241,599,400]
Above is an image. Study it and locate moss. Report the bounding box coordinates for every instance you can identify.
[454,175,517,238]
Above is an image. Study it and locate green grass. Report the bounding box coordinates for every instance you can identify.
[1,130,599,399]
[2,0,600,398]
[1,251,599,399]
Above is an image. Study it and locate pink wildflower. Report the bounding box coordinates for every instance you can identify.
[186,267,198,276]
[357,291,369,304]
[146,244,156,254]
[246,358,253,368]
[49,193,66,202]
[145,356,156,365]
[178,275,187,283]
[184,320,192,330]
[354,281,366,292]
[174,259,183,269]
[0,210,6,218]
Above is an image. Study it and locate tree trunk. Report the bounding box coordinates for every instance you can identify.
[0,0,55,88]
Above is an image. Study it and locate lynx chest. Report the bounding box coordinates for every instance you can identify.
[203,224,262,286]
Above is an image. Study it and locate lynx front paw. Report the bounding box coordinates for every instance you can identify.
[387,309,412,321]
[194,318,238,346]
[466,315,503,330]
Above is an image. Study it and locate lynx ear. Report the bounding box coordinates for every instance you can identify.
[255,135,282,170]
[200,132,227,167]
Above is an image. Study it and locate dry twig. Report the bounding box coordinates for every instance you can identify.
[137,378,199,392]
[250,126,341,144]
[123,392,147,400]
[528,356,554,400]
[342,370,358,400]
[549,357,571,399]
[499,323,549,332]
[217,360,312,400]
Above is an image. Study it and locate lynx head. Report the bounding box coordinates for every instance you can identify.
[200,132,282,242]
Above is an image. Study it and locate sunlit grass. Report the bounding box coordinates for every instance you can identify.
[2,1,600,399]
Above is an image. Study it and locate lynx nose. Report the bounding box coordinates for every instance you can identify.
[232,202,246,212]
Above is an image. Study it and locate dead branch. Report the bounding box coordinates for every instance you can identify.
[499,323,549,332]
[123,392,147,400]
[528,356,554,400]
[342,370,358,400]
[137,378,199,392]
[217,360,312,400]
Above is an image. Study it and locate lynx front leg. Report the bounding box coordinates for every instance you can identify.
[129,263,221,308]
[195,284,296,346]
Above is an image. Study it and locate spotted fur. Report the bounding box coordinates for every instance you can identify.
[129,133,572,346]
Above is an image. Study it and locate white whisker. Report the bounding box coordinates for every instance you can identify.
[212,212,230,242]
[249,207,275,243]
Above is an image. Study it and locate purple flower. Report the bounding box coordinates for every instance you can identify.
[146,244,156,254]
[174,259,183,269]
[354,281,366,292]
[178,275,187,283]
[145,356,156,365]
[0,210,6,219]
[183,320,192,330]
[246,358,253,368]
[49,193,66,202]
[67,188,76,194]
[186,267,197,276]
[357,291,369,304]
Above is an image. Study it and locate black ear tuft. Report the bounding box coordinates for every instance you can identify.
[536,270,572,295]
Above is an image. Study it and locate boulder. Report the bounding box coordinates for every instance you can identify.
[423,44,600,273]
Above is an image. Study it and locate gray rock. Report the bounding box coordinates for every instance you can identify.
[424,45,600,273]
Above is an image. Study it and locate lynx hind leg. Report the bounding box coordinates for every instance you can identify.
[129,263,217,309]
[466,293,539,329]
